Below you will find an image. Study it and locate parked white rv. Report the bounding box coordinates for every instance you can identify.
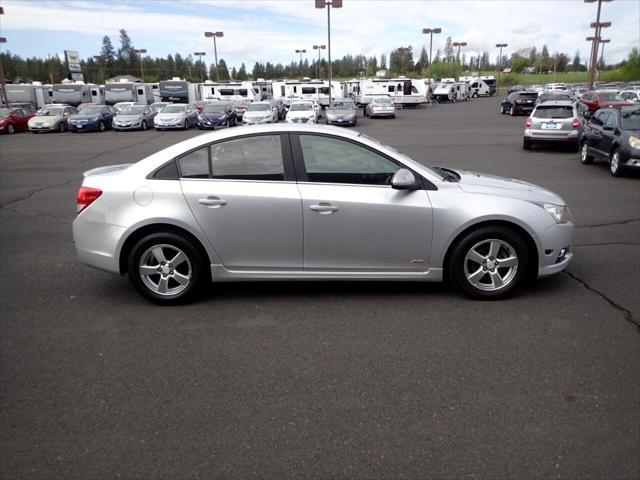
[479,75,497,95]
[52,82,94,107]
[354,77,427,106]
[272,80,343,107]
[159,78,199,104]
[468,78,492,97]
[342,79,361,99]
[432,82,470,102]
[104,80,155,105]
[199,81,259,102]
[252,80,273,100]
[89,85,105,104]
[5,84,38,107]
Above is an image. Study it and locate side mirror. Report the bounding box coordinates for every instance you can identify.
[391,169,419,190]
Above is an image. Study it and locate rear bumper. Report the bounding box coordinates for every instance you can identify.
[72,217,128,274]
[524,129,580,142]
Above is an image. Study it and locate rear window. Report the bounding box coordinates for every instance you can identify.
[518,93,538,100]
[533,106,574,119]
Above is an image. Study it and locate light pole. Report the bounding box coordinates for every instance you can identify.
[495,43,507,92]
[313,44,326,79]
[453,41,467,64]
[0,7,9,108]
[316,0,342,108]
[585,0,612,90]
[194,51,206,81]
[598,38,610,76]
[204,31,224,81]
[93,55,105,84]
[422,27,442,91]
[295,49,307,77]
[133,49,147,81]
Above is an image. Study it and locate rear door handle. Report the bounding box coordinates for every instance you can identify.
[198,196,227,208]
[310,202,338,214]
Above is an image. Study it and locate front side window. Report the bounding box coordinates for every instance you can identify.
[299,135,400,186]
[211,135,284,181]
[604,111,618,128]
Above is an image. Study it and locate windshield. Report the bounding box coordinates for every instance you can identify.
[358,133,445,180]
[247,103,270,111]
[36,108,64,116]
[204,105,229,113]
[290,103,313,111]
[329,102,354,110]
[533,106,574,119]
[599,92,622,101]
[621,110,640,130]
[0,108,10,118]
[121,106,145,115]
[374,97,393,104]
[162,105,186,113]
[79,107,104,116]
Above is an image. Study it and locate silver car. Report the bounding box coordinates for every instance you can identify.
[28,104,77,133]
[113,105,156,131]
[523,100,581,151]
[365,97,396,118]
[154,103,198,130]
[242,101,278,125]
[325,100,357,126]
[73,124,574,305]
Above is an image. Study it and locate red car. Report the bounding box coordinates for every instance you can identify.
[580,90,629,113]
[0,107,35,134]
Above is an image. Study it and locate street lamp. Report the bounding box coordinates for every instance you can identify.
[133,49,147,81]
[453,41,467,64]
[495,43,508,70]
[598,38,611,76]
[585,0,613,89]
[194,51,206,81]
[0,7,8,108]
[295,49,307,77]
[422,27,442,92]
[313,44,326,79]
[315,0,342,107]
[93,55,105,84]
[204,31,224,81]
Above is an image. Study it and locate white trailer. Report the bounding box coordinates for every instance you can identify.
[199,81,259,102]
[252,79,273,100]
[272,80,342,107]
[433,83,457,102]
[159,78,199,104]
[468,78,491,97]
[89,85,105,104]
[51,82,94,107]
[342,79,361,99]
[5,84,38,107]
[33,83,53,108]
[479,75,497,95]
[354,77,427,106]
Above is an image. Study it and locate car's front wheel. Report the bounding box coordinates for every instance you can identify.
[580,142,594,164]
[509,106,515,116]
[609,149,623,177]
[448,226,530,299]
[6,123,15,134]
[127,232,207,305]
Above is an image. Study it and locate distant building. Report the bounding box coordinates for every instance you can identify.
[502,68,512,75]
[523,67,536,74]
[105,74,142,83]
[375,69,387,78]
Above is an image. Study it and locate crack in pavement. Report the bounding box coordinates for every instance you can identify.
[574,242,640,247]
[78,132,164,164]
[1,205,71,225]
[563,270,639,333]
[0,176,82,208]
[576,218,640,228]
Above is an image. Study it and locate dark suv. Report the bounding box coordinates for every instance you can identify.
[500,91,539,116]
[580,106,640,177]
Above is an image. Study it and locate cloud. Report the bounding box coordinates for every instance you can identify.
[1,0,638,67]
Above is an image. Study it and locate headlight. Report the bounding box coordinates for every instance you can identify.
[538,203,570,224]
[629,136,640,149]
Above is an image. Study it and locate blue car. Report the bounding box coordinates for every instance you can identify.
[68,105,116,132]
[197,102,237,129]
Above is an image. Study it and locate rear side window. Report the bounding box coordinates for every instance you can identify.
[211,135,284,181]
[178,148,210,179]
[533,106,574,119]
[154,161,179,180]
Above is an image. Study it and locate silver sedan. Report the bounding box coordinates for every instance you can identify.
[73,124,574,304]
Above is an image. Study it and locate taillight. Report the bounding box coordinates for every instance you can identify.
[525,117,532,128]
[76,186,102,213]
[572,118,580,129]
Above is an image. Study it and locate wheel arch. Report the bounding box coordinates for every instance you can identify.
[118,223,212,279]
[442,219,539,280]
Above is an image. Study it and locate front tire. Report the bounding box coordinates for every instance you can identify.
[141,120,147,131]
[523,140,532,150]
[509,106,515,116]
[127,232,207,305]
[7,123,15,134]
[59,122,66,132]
[500,105,505,114]
[447,226,530,300]
[98,121,106,132]
[609,149,623,177]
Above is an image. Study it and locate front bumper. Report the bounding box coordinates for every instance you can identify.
[537,222,575,277]
[113,121,143,130]
[618,148,640,168]
[29,123,58,132]
[326,116,356,125]
[286,117,315,124]
[243,116,274,125]
[69,122,99,131]
[154,119,185,129]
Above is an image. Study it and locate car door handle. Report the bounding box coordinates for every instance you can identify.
[310,203,338,214]
[198,196,227,208]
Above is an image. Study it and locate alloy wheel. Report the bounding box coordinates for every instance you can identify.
[138,244,192,296]
[610,151,621,176]
[7,123,15,134]
[463,239,519,292]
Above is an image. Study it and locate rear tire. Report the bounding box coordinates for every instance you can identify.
[127,232,207,305]
[141,120,147,131]
[98,121,105,132]
[500,105,505,114]
[509,106,515,116]
[447,226,530,300]
[59,122,66,132]
[609,149,623,177]
[7,123,15,134]
[523,140,532,150]
[580,141,594,164]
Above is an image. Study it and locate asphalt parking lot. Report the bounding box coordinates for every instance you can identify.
[1,97,639,479]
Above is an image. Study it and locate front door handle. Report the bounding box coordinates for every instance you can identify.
[198,196,227,208]
[310,202,338,214]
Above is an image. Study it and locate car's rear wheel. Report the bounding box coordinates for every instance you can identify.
[609,149,623,177]
[448,226,530,299]
[59,122,66,132]
[500,105,505,114]
[509,106,515,116]
[523,140,532,150]
[127,232,206,305]
[98,121,105,132]
[7,123,15,134]
[141,120,147,131]
[580,142,594,164]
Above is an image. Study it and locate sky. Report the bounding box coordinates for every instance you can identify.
[1,0,639,70]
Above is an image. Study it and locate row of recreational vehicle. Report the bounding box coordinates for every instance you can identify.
[343,78,428,106]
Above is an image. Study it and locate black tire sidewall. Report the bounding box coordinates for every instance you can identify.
[448,226,530,300]
[127,232,206,305]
